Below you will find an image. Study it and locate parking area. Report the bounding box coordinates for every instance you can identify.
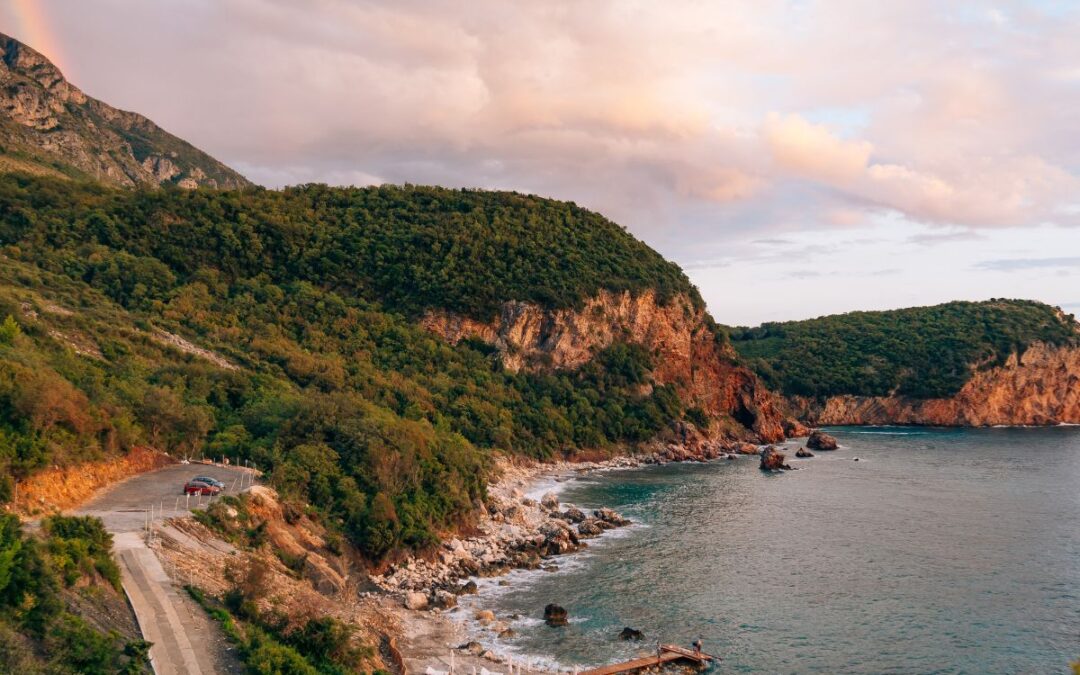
[76,463,255,533]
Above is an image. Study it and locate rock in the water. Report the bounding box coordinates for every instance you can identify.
[807,430,839,450]
[619,627,645,641]
[795,447,815,458]
[499,628,516,639]
[540,491,560,510]
[544,604,569,627]
[404,591,429,610]
[577,518,604,537]
[759,446,791,471]
[594,508,631,527]
[475,609,496,625]
[457,580,478,595]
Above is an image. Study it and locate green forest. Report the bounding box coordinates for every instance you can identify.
[0,173,698,561]
[729,300,1079,398]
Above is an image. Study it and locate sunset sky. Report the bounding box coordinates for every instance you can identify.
[3,0,1078,325]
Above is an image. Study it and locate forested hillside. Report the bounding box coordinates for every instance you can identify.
[729,300,1079,399]
[0,173,711,560]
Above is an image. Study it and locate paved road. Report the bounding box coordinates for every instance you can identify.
[77,463,252,674]
[79,463,253,533]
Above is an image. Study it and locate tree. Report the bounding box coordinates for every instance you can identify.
[0,315,18,345]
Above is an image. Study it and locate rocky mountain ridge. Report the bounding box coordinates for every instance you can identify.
[422,289,787,442]
[0,32,250,188]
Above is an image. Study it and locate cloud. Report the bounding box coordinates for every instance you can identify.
[5,0,1080,323]
[906,230,986,246]
[765,112,872,184]
[975,257,1080,271]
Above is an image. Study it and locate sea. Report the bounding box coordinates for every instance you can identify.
[456,427,1080,674]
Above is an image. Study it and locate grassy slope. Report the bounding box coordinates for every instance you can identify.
[729,300,1079,399]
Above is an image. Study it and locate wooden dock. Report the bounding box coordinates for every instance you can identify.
[580,644,716,675]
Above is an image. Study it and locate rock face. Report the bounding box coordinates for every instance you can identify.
[789,343,1080,427]
[795,447,814,458]
[806,431,839,451]
[0,32,250,189]
[544,604,569,627]
[422,290,785,442]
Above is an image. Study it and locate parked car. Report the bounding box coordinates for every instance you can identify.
[192,475,226,488]
[183,481,221,496]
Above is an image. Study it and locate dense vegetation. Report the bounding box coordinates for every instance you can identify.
[0,514,150,673]
[0,173,698,561]
[0,174,697,317]
[730,300,1079,398]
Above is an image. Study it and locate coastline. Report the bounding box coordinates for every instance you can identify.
[382,447,765,673]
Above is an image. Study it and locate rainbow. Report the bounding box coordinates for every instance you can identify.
[6,0,67,71]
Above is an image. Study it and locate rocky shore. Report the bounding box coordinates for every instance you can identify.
[370,457,639,606]
[373,426,795,606]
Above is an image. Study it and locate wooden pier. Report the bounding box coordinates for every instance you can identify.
[580,644,716,675]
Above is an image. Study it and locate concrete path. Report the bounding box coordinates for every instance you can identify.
[76,463,252,674]
[114,532,209,674]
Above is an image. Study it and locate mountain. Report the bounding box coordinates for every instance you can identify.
[730,300,1080,426]
[0,175,785,557]
[0,32,250,189]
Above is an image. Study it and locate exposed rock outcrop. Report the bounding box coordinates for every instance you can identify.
[806,430,838,451]
[759,446,791,471]
[789,342,1080,427]
[544,604,569,627]
[619,627,645,641]
[423,290,785,442]
[0,32,250,189]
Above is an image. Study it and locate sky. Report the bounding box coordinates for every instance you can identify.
[2,0,1078,325]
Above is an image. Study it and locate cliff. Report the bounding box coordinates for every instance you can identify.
[0,32,250,189]
[422,289,786,442]
[788,342,1080,426]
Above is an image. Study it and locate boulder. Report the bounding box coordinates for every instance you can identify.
[539,520,579,554]
[459,641,485,656]
[457,580,478,595]
[594,508,631,527]
[577,518,604,538]
[544,604,569,627]
[435,590,458,609]
[735,442,760,455]
[807,430,839,451]
[759,446,791,471]
[475,609,496,625]
[498,628,516,639]
[783,418,812,437]
[561,506,586,523]
[619,627,645,641]
[540,492,560,510]
[795,447,814,458]
[404,592,429,610]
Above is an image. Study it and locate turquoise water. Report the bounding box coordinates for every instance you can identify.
[473,427,1080,673]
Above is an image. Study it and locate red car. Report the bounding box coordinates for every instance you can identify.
[183,480,221,496]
